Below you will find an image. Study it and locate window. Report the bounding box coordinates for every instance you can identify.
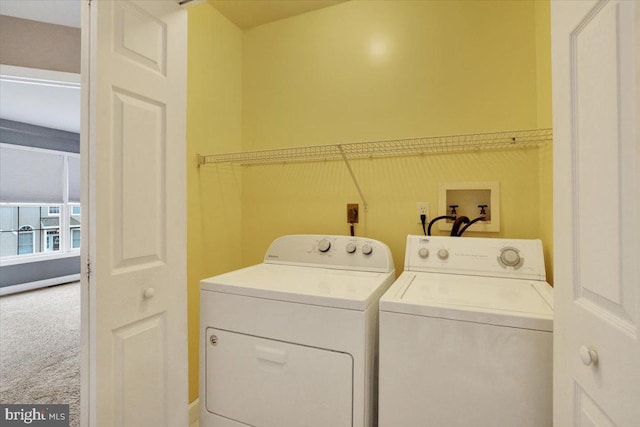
[45,230,60,252]
[17,225,34,255]
[1,132,80,261]
[69,205,81,250]
[71,229,81,249]
[0,204,80,258]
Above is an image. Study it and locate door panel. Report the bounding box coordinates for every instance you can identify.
[83,1,187,426]
[112,88,166,271]
[575,385,617,427]
[552,0,640,425]
[114,1,167,75]
[114,314,167,426]
[573,0,637,330]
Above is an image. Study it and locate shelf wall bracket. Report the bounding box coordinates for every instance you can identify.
[196,153,205,168]
[338,145,369,212]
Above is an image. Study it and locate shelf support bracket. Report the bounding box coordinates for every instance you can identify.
[338,145,368,212]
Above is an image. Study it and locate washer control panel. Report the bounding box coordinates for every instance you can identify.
[264,235,394,273]
[405,235,545,280]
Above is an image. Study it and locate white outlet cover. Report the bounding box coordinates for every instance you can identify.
[416,202,430,224]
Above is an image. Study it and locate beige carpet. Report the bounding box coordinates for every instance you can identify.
[0,281,80,427]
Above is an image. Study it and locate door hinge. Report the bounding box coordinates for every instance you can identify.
[86,259,91,278]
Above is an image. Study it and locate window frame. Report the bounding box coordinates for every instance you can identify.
[71,228,81,250]
[45,229,61,252]
[17,225,35,255]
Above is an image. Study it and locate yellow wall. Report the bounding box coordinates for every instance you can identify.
[187,2,243,402]
[242,0,538,150]
[241,151,543,276]
[188,0,553,403]
[241,0,551,273]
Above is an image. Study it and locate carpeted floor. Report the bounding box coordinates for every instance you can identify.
[0,281,80,427]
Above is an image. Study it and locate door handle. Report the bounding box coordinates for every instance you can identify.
[143,287,156,299]
[579,345,598,366]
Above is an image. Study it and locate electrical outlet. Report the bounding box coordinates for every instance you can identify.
[347,203,359,223]
[416,202,429,224]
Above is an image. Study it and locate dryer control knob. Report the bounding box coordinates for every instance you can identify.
[346,242,357,253]
[318,239,331,253]
[437,249,449,260]
[500,248,521,266]
[362,244,373,255]
[418,247,429,258]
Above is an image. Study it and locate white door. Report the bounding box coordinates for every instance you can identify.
[552,0,639,425]
[81,1,188,426]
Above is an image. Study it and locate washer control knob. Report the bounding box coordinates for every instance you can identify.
[418,247,429,258]
[500,248,521,266]
[346,242,357,253]
[318,239,331,253]
[579,345,598,366]
[362,244,373,255]
[437,249,449,260]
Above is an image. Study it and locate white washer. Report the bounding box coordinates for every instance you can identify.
[379,236,553,427]
[200,234,395,427]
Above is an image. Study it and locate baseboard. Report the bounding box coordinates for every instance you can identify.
[189,398,200,425]
[0,274,80,296]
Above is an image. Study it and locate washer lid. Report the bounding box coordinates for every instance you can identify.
[380,272,553,331]
[201,263,395,310]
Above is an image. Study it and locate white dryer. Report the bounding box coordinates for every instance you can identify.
[200,235,395,427]
[378,235,553,427]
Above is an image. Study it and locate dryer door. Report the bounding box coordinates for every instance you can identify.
[205,328,353,427]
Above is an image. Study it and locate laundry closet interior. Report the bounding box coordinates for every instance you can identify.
[188,0,553,415]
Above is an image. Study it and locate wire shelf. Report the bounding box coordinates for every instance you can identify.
[197,128,553,167]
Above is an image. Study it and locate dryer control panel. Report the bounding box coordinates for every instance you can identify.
[404,235,546,280]
[264,234,394,273]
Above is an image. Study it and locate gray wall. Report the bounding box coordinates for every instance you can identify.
[0,119,80,153]
[0,257,80,288]
[0,15,80,74]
